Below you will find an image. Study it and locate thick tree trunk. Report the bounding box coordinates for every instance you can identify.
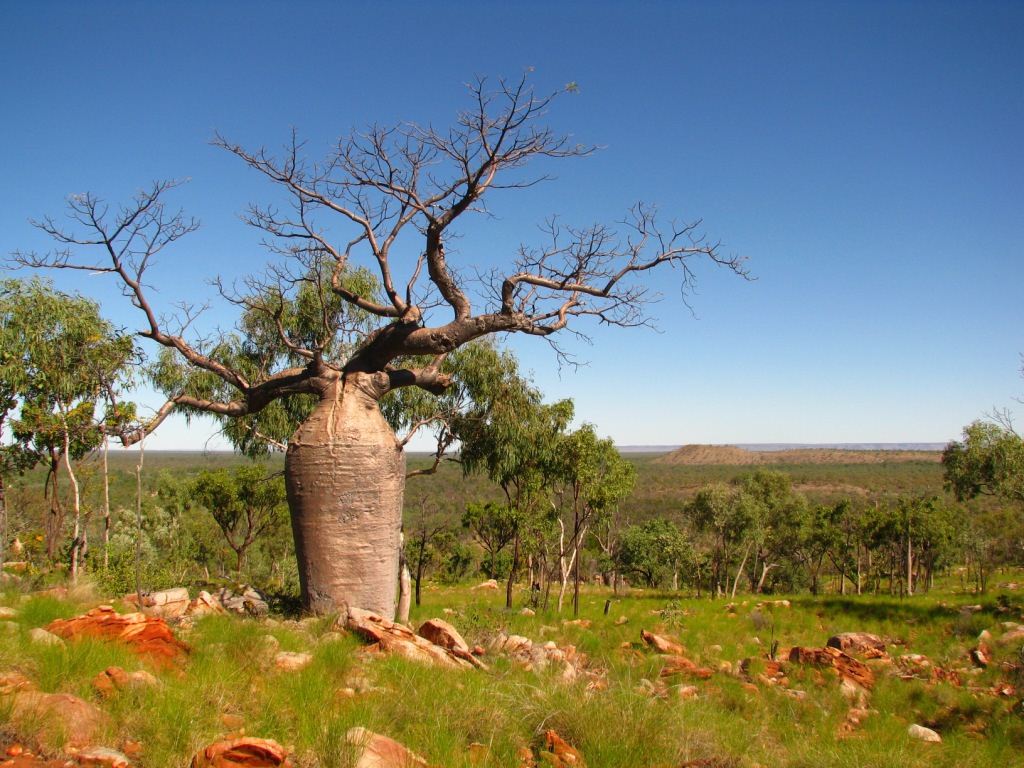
[285,374,405,617]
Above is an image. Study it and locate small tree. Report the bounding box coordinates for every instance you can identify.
[551,424,635,614]
[2,278,135,578]
[190,464,288,574]
[616,518,690,589]
[462,502,517,579]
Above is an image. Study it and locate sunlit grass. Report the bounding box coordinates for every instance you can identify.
[0,578,1021,766]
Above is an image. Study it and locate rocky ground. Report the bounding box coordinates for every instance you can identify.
[0,581,1022,767]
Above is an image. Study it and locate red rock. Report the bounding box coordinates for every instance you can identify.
[788,646,874,689]
[640,630,685,656]
[543,730,585,767]
[345,727,429,768]
[416,619,469,654]
[8,691,110,749]
[346,608,475,669]
[826,633,887,655]
[190,738,292,768]
[46,606,188,666]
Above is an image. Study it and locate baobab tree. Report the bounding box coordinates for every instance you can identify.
[15,75,748,617]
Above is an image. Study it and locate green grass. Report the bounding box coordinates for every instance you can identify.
[0,580,1022,767]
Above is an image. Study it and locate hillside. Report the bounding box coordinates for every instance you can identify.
[653,444,942,465]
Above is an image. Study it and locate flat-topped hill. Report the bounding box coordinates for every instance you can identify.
[653,444,942,465]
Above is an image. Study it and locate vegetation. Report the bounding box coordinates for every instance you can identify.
[0,577,1022,767]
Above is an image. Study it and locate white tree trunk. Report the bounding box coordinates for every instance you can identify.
[731,541,753,599]
[62,415,82,583]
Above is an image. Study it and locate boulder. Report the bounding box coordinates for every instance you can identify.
[826,633,887,655]
[190,738,292,768]
[345,727,429,768]
[0,606,18,619]
[92,666,158,697]
[640,630,685,656]
[46,606,188,666]
[216,587,269,617]
[8,691,109,749]
[187,590,225,617]
[345,608,475,669]
[28,628,64,647]
[541,730,585,767]
[416,618,470,654]
[472,579,499,590]
[274,652,313,672]
[126,587,191,618]
[788,646,874,689]
[416,618,484,669]
[907,724,941,743]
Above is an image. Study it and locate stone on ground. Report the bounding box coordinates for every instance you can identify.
[640,629,685,656]
[190,738,292,768]
[46,606,189,665]
[345,727,429,768]
[907,724,942,743]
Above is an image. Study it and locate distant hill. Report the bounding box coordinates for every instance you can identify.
[653,444,942,465]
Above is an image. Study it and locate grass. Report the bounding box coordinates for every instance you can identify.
[0,579,1022,767]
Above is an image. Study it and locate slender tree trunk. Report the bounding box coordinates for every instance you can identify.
[856,544,862,595]
[397,530,411,624]
[102,434,111,570]
[63,421,83,584]
[506,530,520,610]
[285,375,404,617]
[731,541,753,599]
[906,532,913,597]
[134,436,145,606]
[0,473,6,575]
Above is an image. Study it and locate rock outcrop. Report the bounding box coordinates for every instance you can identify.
[47,606,189,665]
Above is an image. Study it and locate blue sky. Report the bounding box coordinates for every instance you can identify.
[2,1,1021,450]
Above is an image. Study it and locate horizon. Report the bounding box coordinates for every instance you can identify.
[2,2,1021,451]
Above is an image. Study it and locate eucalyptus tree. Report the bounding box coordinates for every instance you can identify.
[943,421,1024,507]
[454,351,572,608]
[17,75,746,616]
[189,464,289,574]
[2,279,135,577]
[551,424,635,614]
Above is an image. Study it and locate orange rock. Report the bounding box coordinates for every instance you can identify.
[345,727,429,768]
[788,646,874,689]
[47,607,189,666]
[190,738,292,768]
[346,608,476,669]
[640,630,685,656]
[543,731,585,767]
[8,691,110,749]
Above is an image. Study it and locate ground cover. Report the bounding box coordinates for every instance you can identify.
[0,579,1021,767]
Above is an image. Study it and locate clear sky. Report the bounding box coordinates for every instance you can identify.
[2,1,1021,451]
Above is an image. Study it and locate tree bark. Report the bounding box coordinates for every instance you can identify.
[285,373,404,617]
[102,434,111,570]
